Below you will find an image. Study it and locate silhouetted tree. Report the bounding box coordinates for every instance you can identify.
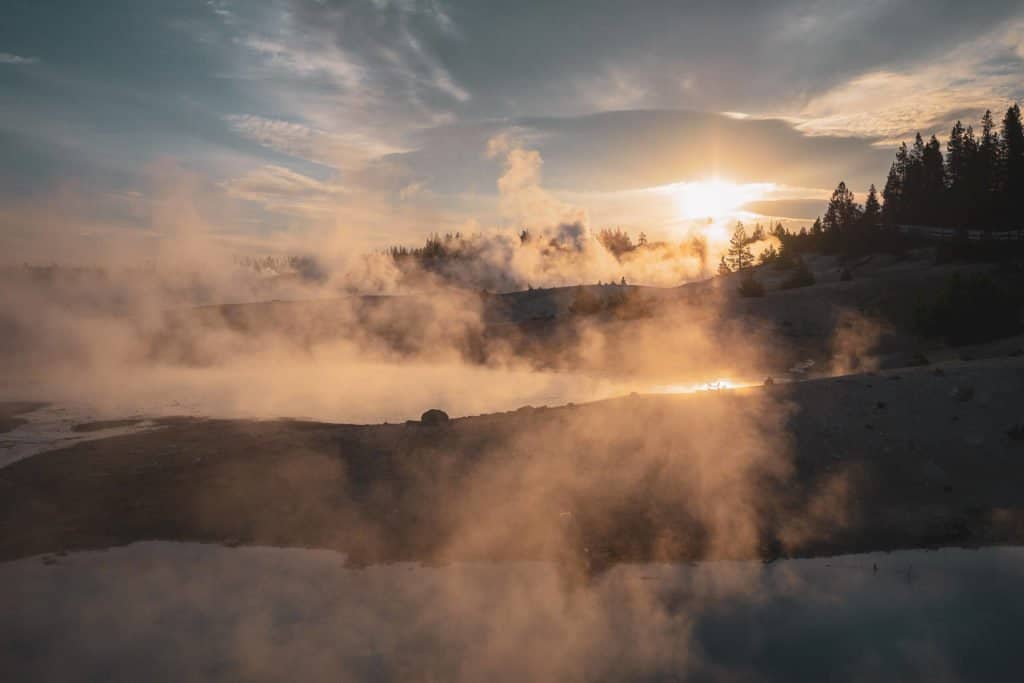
[822,181,862,249]
[1001,104,1024,226]
[921,135,946,224]
[725,223,755,271]
[881,143,907,224]
[598,227,634,256]
[945,121,974,228]
[810,216,823,237]
[973,110,1000,229]
[862,184,881,225]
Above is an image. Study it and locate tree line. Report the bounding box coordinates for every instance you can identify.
[882,104,1023,230]
[806,103,1023,249]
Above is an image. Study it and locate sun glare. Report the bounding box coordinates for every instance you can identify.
[652,378,753,395]
[674,179,775,220]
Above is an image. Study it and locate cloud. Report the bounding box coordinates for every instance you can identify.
[0,53,38,65]
[386,110,894,196]
[797,19,1024,141]
[224,114,401,171]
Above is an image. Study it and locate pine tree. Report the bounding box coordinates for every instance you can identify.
[862,184,881,227]
[1000,104,1024,226]
[921,135,946,224]
[881,142,908,224]
[946,121,968,192]
[822,181,861,242]
[975,110,1000,229]
[902,134,927,223]
[717,256,731,276]
[725,223,754,271]
[947,122,978,228]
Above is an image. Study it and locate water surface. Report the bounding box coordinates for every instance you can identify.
[3,543,1022,681]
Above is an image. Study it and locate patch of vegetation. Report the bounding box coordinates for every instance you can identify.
[915,272,1023,345]
[780,258,816,289]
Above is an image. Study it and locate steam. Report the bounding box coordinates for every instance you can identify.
[0,135,872,683]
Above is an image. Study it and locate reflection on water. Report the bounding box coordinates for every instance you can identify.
[3,543,1023,682]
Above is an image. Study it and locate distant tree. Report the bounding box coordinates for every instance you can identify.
[862,184,881,227]
[725,223,755,271]
[900,133,927,223]
[921,135,946,223]
[945,121,975,228]
[749,223,766,243]
[973,110,1000,229]
[717,256,731,276]
[1000,104,1024,226]
[810,217,823,237]
[638,232,648,246]
[946,121,969,190]
[597,227,634,256]
[822,181,862,248]
[881,143,908,224]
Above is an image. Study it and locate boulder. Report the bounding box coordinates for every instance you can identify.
[420,409,450,426]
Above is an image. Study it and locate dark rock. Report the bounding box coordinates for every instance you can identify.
[420,409,450,426]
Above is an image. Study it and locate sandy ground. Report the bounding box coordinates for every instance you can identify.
[2,356,1023,567]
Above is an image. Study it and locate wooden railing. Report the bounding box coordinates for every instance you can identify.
[893,225,1024,241]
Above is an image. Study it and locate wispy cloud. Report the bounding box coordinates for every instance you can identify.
[796,20,1024,141]
[0,53,39,65]
[225,114,402,171]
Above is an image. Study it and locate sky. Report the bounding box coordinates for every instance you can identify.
[1,0,1022,262]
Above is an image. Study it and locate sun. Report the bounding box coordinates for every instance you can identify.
[673,178,774,220]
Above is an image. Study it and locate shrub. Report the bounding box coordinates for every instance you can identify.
[914,272,1022,346]
[780,258,816,289]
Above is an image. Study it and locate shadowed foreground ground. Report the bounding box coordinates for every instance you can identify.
[2,359,1024,570]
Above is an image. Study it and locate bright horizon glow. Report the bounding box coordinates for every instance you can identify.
[652,378,755,394]
[673,179,776,220]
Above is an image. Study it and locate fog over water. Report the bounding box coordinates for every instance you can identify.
[4,543,1023,682]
